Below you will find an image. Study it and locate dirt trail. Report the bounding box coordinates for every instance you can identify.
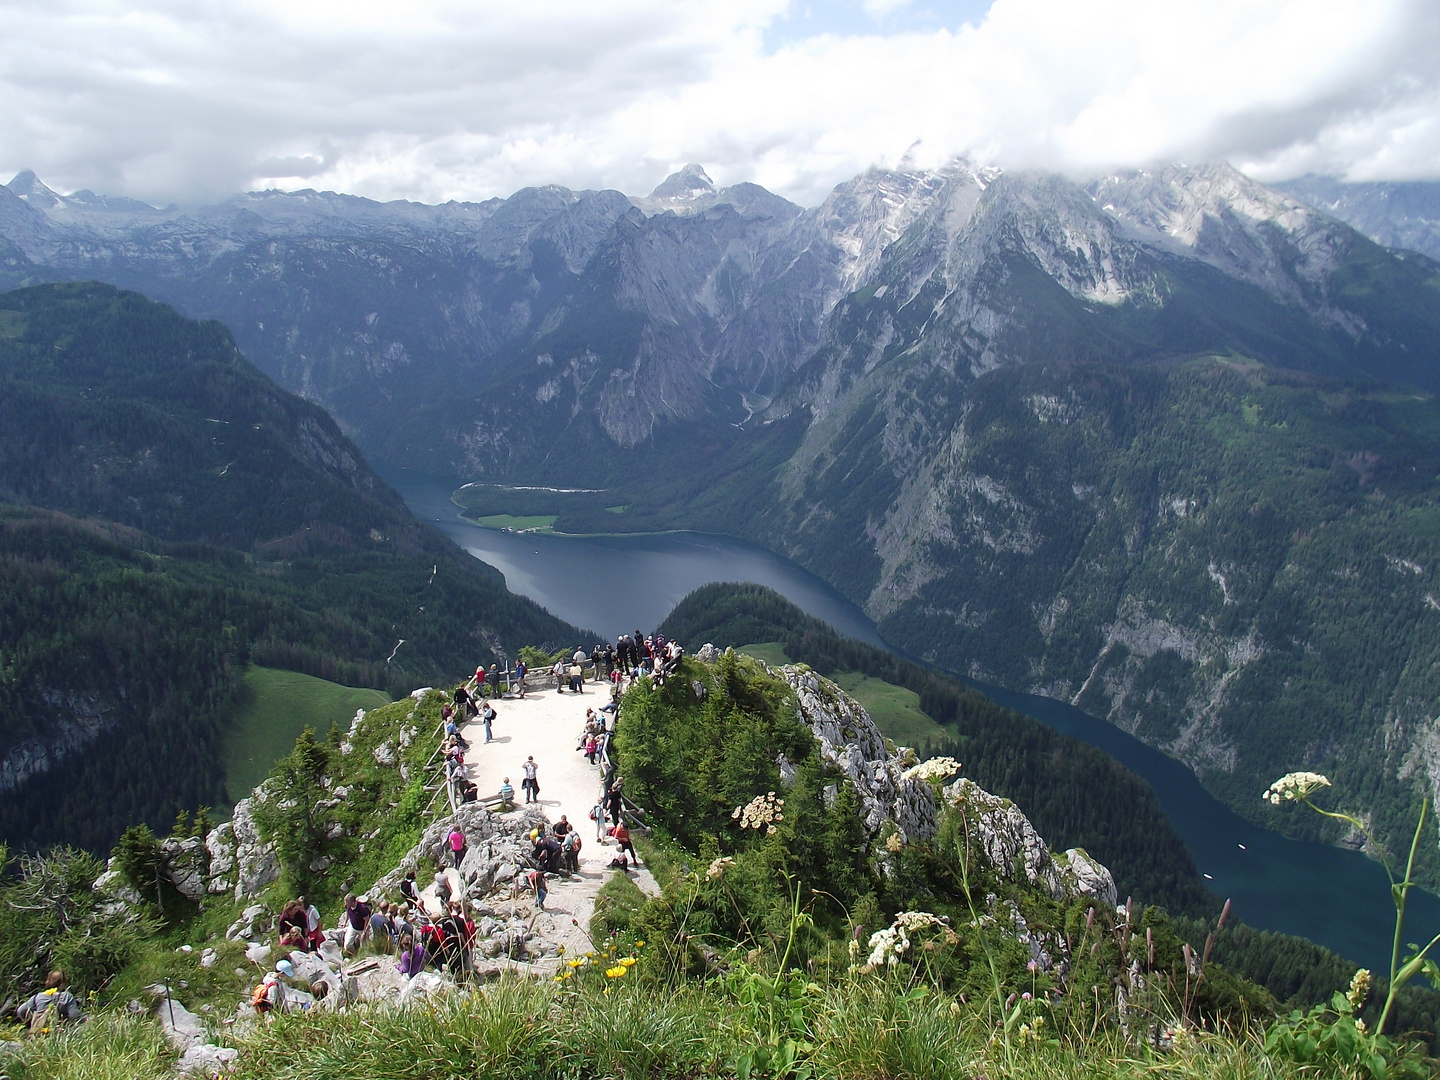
[418,676,658,966]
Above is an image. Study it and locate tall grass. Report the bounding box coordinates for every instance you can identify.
[0,974,1365,1080]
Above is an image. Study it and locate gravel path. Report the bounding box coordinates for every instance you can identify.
[419,676,658,962]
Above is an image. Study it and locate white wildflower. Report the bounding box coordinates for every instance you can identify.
[734,793,785,831]
[903,756,962,783]
[1347,967,1371,1010]
[1262,772,1331,806]
[705,856,734,881]
[866,911,955,966]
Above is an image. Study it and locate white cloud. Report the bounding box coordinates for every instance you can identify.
[0,0,1434,207]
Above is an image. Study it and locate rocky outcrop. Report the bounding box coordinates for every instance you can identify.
[206,785,280,900]
[779,664,936,842]
[945,778,1117,906]
[368,803,547,903]
[159,836,210,903]
[773,661,1116,908]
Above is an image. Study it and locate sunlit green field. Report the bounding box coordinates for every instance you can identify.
[221,666,388,813]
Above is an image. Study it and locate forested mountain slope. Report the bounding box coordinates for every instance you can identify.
[0,283,582,852]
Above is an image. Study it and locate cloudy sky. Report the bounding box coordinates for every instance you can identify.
[2,0,1437,208]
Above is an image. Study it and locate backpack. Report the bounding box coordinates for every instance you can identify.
[251,980,274,1014]
[27,989,58,1034]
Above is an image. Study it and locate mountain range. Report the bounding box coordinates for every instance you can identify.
[4,161,1440,883]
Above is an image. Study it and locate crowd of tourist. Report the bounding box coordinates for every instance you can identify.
[253,631,666,1009]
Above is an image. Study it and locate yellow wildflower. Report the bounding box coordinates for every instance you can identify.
[619,956,637,967]
[605,965,627,978]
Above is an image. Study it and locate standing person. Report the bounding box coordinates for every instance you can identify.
[448,825,466,868]
[399,871,420,910]
[455,683,476,717]
[552,659,567,692]
[527,867,547,910]
[481,699,496,743]
[606,776,625,827]
[437,902,467,979]
[432,871,453,911]
[591,798,607,842]
[301,895,325,952]
[521,755,539,803]
[342,894,372,956]
[512,659,527,698]
[603,642,615,678]
[552,814,572,839]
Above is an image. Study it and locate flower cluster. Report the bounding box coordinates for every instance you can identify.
[732,792,785,834]
[903,756,962,783]
[885,833,904,852]
[554,938,644,986]
[1262,771,1332,806]
[705,855,734,881]
[1347,967,1371,1010]
[865,910,956,967]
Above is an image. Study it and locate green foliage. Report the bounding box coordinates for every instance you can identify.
[252,727,332,896]
[0,846,156,999]
[660,583,1213,915]
[1,1015,176,1080]
[1266,991,1432,1079]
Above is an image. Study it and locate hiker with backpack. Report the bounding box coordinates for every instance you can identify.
[252,960,297,1017]
[562,829,582,874]
[17,971,85,1032]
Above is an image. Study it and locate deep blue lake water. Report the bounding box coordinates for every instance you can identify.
[384,466,1440,972]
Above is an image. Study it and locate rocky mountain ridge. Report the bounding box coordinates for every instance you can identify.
[12,160,1432,472]
[1278,174,1440,264]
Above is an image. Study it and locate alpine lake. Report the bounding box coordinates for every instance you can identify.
[384,466,1440,973]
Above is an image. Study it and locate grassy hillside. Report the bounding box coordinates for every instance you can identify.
[220,667,389,814]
